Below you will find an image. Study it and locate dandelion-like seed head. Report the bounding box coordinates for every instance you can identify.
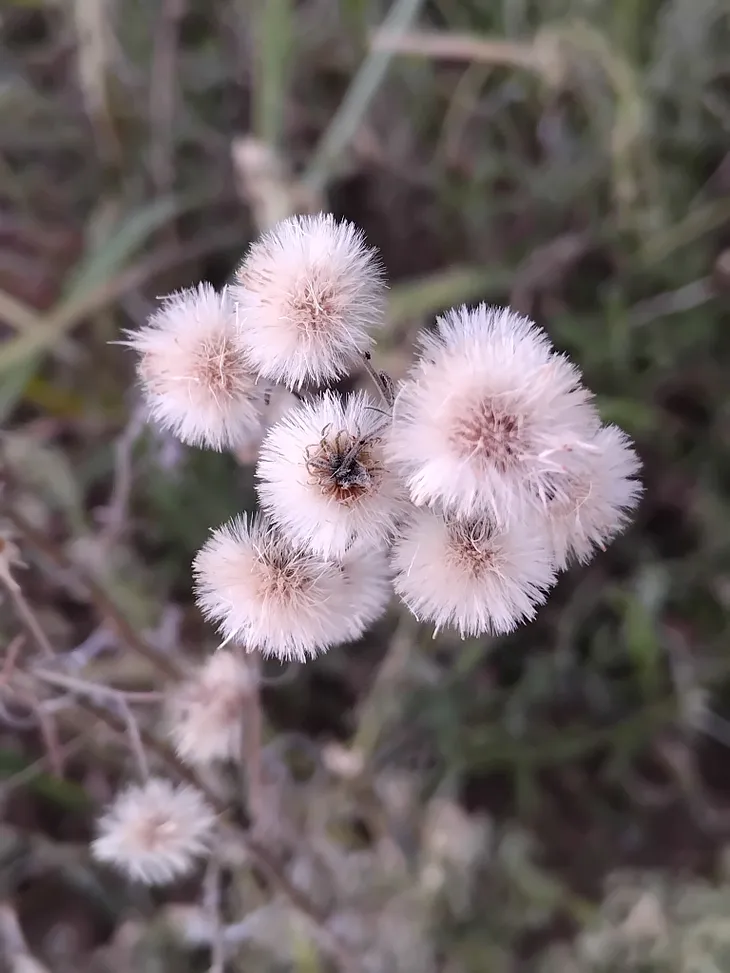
[92,778,216,886]
[392,508,557,637]
[126,283,265,449]
[167,650,254,765]
[193,514,368,662]
[232,214,386,388]
[390,304,600,522]
[544,423,643,569]
[257,391,406,558]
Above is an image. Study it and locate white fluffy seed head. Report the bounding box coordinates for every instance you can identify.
[389,304,600,523]
[392,508,557,637]
[193,513,381,662]
[543,424,642,569]
[256,391,407,559]
[167,651,255,765]
[92,778,216,885]
[125,283,266,449]
[231,213,386,388]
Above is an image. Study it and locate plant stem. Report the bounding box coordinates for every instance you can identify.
[242,651,263,828]
[2,504,182,680]
[361,351,395,408]
[0,568,55,659]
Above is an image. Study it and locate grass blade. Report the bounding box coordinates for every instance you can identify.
[252,0,294,149]
[64,195,180,299]
[302,0,425,198]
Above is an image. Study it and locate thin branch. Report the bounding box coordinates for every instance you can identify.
[0,634,25,683]
[1,504,182,680]
[96,406,147,550]
[31,668,163,703]
[0,564,55,659]
[629,277,714,328]
[13,682,64,776]
[370,28,538,71]
[204,859,225,973]
[116,696,149,780]
[149,0,185,194]
[361,351,395,408]
[242,652,263,827]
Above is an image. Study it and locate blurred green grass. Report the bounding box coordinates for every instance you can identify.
[1,0,729,968]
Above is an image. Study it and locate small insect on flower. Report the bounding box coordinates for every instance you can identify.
[389,304,600,524]
[392,508,557,637]
[124,282,266,450]
[92,778,216,886]
[193,513,376,662]
[542,424,642,569]
[257,391,406,559]
[167,650,255,765]
[231,213,386,388]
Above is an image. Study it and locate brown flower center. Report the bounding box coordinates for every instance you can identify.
[135,812,178,850]
[305,432,381,505]
[257,555,315,607]
[192,335,251,400]
[446,520,497,578]
[448,396,524,473]
[289,279,340,336]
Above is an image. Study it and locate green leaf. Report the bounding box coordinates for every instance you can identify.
[302,0,426,196]
[0,749,89,810]
[388,266,512,328]
[2,431,85,530]
[64,196,180,299]
[0,356,36,423]
[252,0,294,148]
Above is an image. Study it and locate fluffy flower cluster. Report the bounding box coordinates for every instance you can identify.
[125,212,641,656]
[99,215,642,886]
[389,304,642,635]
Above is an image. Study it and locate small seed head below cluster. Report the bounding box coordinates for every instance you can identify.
[167,650,255,765]
[390,304,600,523]
[231,213,386,388]
[392,508,557,638]
[125,283,265,450]
[92,778,216,886]
[257,391,406,558]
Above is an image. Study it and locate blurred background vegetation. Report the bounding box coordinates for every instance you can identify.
[0,0,729,969]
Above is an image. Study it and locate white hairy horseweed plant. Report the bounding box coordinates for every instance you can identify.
[95,212,642,888]
[122,211,642,659]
